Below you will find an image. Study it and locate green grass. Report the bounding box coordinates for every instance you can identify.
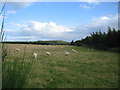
[3,44,119,88]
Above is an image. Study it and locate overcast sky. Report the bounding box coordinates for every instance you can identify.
[0,1,118,41]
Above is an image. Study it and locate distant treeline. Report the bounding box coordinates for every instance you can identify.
[72,26,120,50]
[3,40,70,45]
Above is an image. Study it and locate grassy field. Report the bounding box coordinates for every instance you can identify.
[3,44,119,88]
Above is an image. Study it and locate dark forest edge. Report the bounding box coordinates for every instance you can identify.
[71,26,120,52]
[3,40,71,45]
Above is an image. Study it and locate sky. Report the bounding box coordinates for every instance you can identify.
[0,1,118,41]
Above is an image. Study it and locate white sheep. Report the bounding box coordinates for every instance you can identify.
[91,49,94,51]
[88,49,90,51]
[64,51,69,56]
[50,79,53,82]
[45,51,51,56]
[72,49,77,53]
[16,48,20,51]
[33,53,38,59]
[61,46,64,48]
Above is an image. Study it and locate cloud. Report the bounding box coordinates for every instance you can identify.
[6,2,33,10]
[0,15,7,20]
[79,4,91,9]
[100,16,110,20]
[7,10,16,14]
[17,21,74,32]
[7,14,118,41]
[0,16,3,20]
[91,16,111,21]
[5,0,39,2]
[13,21,74,41]
[79,0,99,4]
[73,14,118,38]
[4,29,16,32]
[79,0,97,2]
[1,0,119,2]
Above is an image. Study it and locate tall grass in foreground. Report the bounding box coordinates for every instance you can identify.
[0,8,7,89]
[0,6,33,88]
[2,45,34,88]
[0,13,7,62]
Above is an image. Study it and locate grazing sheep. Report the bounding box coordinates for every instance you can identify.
[19,60,22,62]
[91,49,94,51]
[88,49,90,51]
[50,79,53,82]
[16,48,20,51]
[33,53,37,59]
[61,46,64,48]
[64,51,69,56]
[72,49,77,53]
[45,51,51,56]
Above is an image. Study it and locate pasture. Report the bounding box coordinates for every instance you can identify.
[3,44,118,88]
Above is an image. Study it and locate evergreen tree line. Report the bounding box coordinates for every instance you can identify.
[71,27,120,50]
[3,40,70,45]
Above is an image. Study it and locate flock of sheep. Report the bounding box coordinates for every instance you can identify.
[15,47,77,59]
[15,46,94,59]
[32,48,77,59]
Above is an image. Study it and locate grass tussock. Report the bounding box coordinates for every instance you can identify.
[2,45,34,88]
